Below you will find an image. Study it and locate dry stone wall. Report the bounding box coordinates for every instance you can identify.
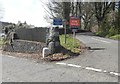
[3,40,46,53]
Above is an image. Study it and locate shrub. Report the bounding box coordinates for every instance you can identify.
[96,30,108,37]
[108,27,118,37]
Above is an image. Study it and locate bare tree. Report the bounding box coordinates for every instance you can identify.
[94,2,113,30]
[44,1,71,28]
[115,1,120,33]
[43,1,63,24]
[81,2,95,30]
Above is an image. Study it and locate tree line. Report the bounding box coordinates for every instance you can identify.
[45,1,120,38]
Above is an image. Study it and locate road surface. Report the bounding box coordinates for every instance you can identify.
[1,32,119,82]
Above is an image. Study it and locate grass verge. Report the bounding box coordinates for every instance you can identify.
[109,34,120,40]
[60,34,80,53]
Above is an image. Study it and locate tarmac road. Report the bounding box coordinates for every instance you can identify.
[61,32,118,73]
[1,32,119,82]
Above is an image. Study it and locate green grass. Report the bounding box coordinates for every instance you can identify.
[109,34,120,40]
[0,37,7,46]
[60,34,80,53]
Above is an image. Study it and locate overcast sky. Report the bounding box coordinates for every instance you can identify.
[0,0,50,27]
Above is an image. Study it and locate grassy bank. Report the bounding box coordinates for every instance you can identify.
[109,34,120,40]
[59,34,80,53]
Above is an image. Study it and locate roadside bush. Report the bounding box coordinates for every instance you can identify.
[96,30,109,37]
[108,27,118,37]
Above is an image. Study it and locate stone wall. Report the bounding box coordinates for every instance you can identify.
[3,40,46,53]
[3,27,61,54]
[14,27,49,43]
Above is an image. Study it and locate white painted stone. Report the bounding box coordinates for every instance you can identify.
[42,47,50,58]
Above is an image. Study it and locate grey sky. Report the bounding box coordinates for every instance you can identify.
[0,0,50,27]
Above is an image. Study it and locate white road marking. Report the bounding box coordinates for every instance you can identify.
[110,72,120,76]
[7,56,16,58]
[85,67,102,72]
[7,78,10,80]
[56,62,119,76]
[91,37,111,43]
[103,70,107,73]
[67,64,81,68]
[56,62,67,65]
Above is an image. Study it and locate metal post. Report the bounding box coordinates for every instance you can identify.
[73,30,75,52]
[64,19,67,44]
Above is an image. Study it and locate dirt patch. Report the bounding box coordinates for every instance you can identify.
[2,51,42,60]
[2,48,77,62]
[44,53,70,61]
[79,41,88,54]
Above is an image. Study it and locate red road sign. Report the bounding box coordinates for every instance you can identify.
[70,17,80,27]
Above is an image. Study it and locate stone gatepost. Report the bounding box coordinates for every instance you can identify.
[47,27,61,54]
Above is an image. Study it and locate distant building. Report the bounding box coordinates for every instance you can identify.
[16,21,35,28]
[29,25,35,28]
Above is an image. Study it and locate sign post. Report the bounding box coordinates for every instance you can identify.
[63,19,69,44]
[73,29,75,51]
[64,20,67,44]
[70,16,80,51]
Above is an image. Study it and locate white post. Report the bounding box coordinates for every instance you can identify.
[42,48,45,58]
[42,47,50,58]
